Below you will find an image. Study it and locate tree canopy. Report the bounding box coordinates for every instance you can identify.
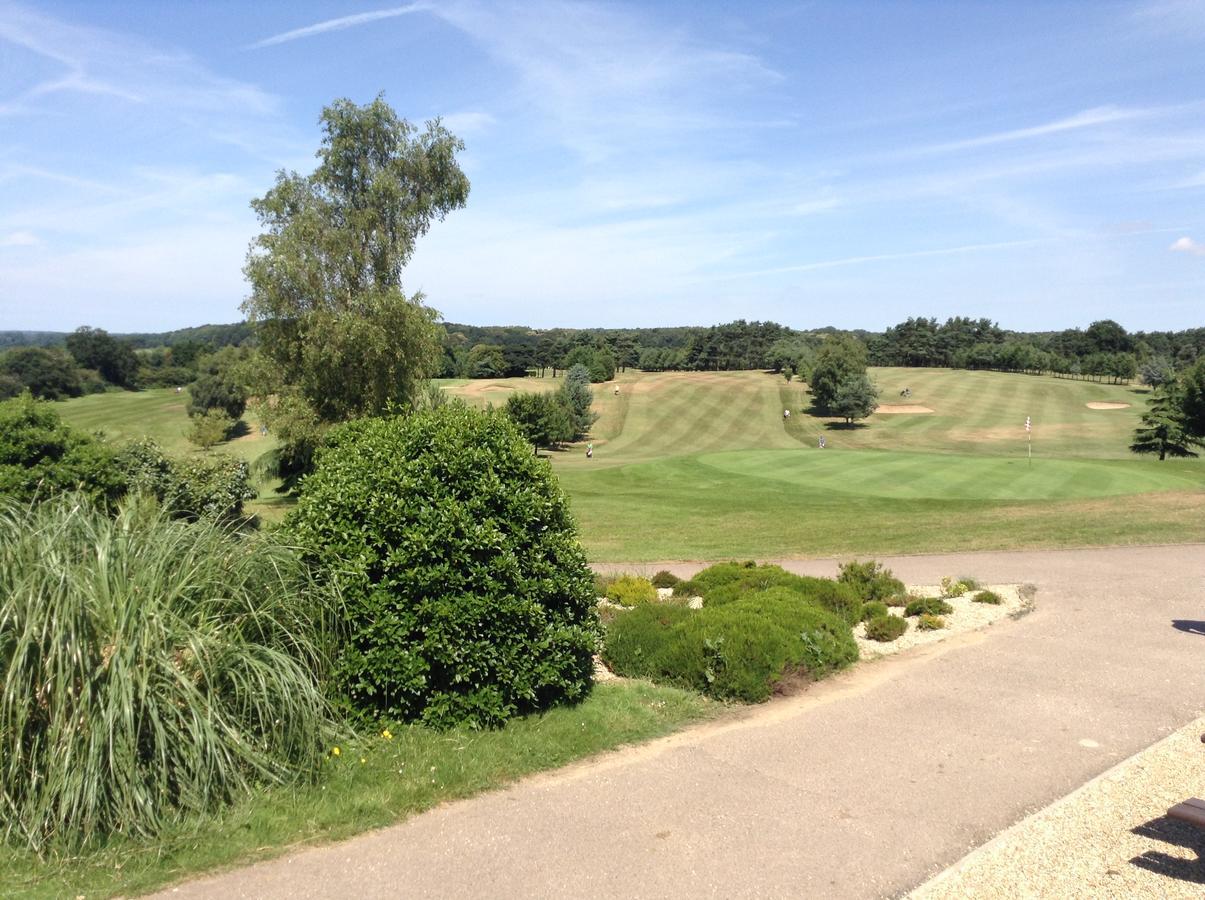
[808,334,868,412]
[242,95,469,429]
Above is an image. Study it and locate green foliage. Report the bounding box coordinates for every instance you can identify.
[188,359,248,420]
[831,373,879,423]
[917,613,946,631]
[242,95,468,444]
[504,390,573,452]
[861,600,889,621]
[0,393,123,507]
[0,346,82,399]
[467,343,507,378]
[1181,357,1205,438]
[0,495,336,851]
[65,326,139,388]
[958,575,982,590]
[287,403,600,729]
[651,570,680,588]
[603,587,857,702]
[560,364,598,438]
[0,373,21,400]
[589,348,616,383]
[689,562,863,624]
[672,578,700,597]
[973,589,1003,605]
[809,333,868,411]
[604,575,658,607]
[1130,385,1202,460]
[187,408,237,449]
[838,559,905,603]
[864,614,908,642]
[118,439,256,523]
[904,596,954,617]
[939,576,971,597]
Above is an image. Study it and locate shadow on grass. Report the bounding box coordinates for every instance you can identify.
[824,420,869,430]
[228,419,252,439]
[1130,387,1153,395]
[1172,620,1205,637]
[1129,815,1204,885]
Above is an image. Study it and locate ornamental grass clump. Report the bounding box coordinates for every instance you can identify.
[0,495,336,852]
[973,589,1003,605]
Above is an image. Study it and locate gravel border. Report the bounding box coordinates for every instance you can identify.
[909,714,1205,899]
[855,584,1031,659]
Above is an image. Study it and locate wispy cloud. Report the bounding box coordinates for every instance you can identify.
[915,105,1158,155]
[247,4,430,49]
[719,239,1043,281]
[1170,236,1205,256]
[439,111,496,135]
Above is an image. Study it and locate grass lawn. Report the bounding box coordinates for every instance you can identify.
[2,682,715,900]
[465,367,1205,561]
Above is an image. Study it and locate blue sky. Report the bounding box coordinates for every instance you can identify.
[1,1,1204,333]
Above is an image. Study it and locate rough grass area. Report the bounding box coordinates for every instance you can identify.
[1,682,714,900]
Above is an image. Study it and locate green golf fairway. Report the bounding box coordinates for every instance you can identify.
[698,448,1202,501]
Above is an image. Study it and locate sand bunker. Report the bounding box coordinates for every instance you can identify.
[876,404,934,414]
[1085,402,1130,410]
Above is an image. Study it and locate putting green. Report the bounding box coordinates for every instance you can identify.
[698,448,1203,501]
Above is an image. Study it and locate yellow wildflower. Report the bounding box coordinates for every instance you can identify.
[381,728,393,740]
[332,746,341,757]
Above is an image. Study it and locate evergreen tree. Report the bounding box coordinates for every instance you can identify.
[1130,387,1202,460]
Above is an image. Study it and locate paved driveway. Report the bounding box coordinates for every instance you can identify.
[157,545,1205,899]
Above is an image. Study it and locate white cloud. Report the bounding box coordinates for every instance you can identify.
[439,111,496,135]
[0,230,39,247]
[1169,236,1205,255]
[247,4,430,49]
[915,106,1159,155]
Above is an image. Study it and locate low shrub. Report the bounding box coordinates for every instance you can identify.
[605,575,658,607]
[838,559,905,603]
[651,570,680,588]
[672,578,700,598]
[864,614,908,642]
[0,393,124,508]
[288,404,600,730]
[0,494,336,851]
[917,613,946,631]
[187,408,237,448]
[689,562,863,625]
[939,576,970,598]
[861,600,889,621]
[959,576,982,591]
[885,592,909,608]
[119,439,255,523]
[905,596,953,617]
[973,589,1003,605]
[603,587,857,702]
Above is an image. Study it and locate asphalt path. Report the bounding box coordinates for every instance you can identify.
[156,545,1205,899]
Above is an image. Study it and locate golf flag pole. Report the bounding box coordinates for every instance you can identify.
[1026,415,1031,466]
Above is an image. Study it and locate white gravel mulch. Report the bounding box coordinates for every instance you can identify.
[910,714,1205,899]
[854,584,1031,659]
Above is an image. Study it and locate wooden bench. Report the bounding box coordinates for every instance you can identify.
[1168,797,1205,829]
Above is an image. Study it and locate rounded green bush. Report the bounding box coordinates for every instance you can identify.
[605,575,658,606]
[672,577,700,598]
[651,570,680,588]
[864,614,908,642]
[917,613,946,631]
[904,596,954,617]
[861,600,889,621]
[288,404,600,729]
[837,559,905,603]
[973,589,1003,605]
[0,494,335,851]
[688,563,862,624]
[602,586,857,702]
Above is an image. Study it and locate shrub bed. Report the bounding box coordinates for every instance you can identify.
[864,614,908,642]
[688,562,863,624]
[603,585,857,702]
[288,404,600,730]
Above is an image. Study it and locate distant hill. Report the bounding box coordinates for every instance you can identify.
[0,322,254,351]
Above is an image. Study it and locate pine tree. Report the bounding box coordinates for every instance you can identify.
[1130,387,1201,460]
